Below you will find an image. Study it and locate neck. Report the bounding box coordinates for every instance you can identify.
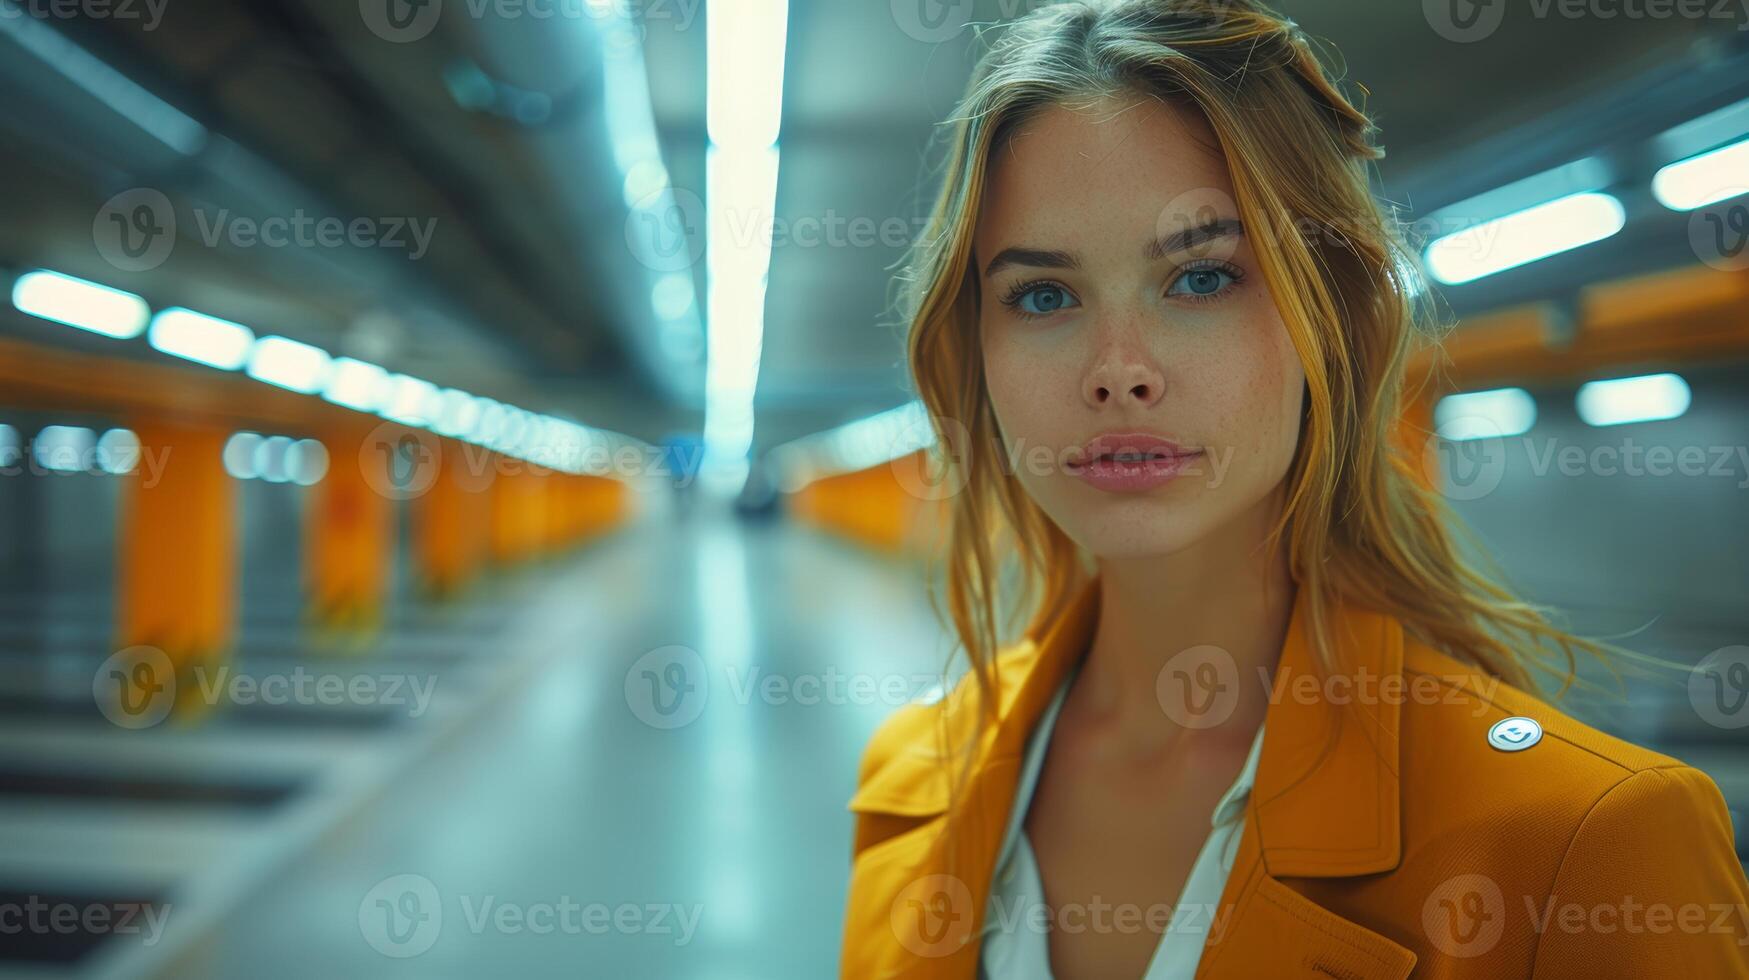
[1076,485,1297,752]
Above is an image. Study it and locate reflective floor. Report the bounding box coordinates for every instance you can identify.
[89,511,947,979]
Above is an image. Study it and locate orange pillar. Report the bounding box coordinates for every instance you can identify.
[115,421,235,715]
[490,465,548,564]
[417,439,492,597]
[488,460,521,563]
[570,474,627,543]
[308,425,397,631]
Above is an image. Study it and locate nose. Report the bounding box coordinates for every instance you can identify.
[1082,338,1166,410]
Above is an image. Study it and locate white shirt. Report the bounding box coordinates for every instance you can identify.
[978,659,1267,979]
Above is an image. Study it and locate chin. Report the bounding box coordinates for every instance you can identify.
[1034,488,1216,560]
[1081,525,1210,560]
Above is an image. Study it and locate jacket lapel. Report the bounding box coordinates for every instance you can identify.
[848,578,1417,979]
[1252,582,1405,877]
[847,579,1102,978]
[1195,585,1415,978]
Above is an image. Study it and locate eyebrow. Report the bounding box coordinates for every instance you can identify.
[980,216,1245,279]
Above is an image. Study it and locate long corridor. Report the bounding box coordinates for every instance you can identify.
[109,511,948,979]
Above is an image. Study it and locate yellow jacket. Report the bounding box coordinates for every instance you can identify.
[840,578,1749,977]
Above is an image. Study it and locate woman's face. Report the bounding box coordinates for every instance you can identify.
[973,97,1307,560]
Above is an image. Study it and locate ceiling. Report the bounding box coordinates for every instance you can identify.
[1,0,1746,454]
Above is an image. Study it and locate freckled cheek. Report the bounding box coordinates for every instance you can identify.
[1165,322,1300,462]
[982,331,1080,443]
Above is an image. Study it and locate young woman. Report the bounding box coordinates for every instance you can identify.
[839,1,1749,977]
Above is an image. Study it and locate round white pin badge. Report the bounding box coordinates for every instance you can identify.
[1487,716,1543,752]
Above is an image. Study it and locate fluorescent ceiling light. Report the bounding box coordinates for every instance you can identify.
[1651,137,1749,211]
[623,160,670,209]
[1434,388,1537,441]
[247,335,333,394]
[380,374,440,427]
[1425,192,1625,285]
[287,439,329,486]
[11,270,150,339]
[148,308,254,370]
[1576,373,1690,427]
[703,143,780,478]
[597,10,663,176]
[703,0,788,490]
[224,431,262,480]
[33,425,95,473]
[95,428,140,475]
[768,401,936,492]
[706,0,789,149]
[652,272,695,320]
[254,435,292,484]
[469,399,505,445]
[323,357,393,412]
[434,389,480,438]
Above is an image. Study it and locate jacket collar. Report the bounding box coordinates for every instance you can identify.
[848,575,1411,976]
[1020,575,1403,868]
[883,573,1406,874]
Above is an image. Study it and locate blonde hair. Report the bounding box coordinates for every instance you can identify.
[899,0,1648,747]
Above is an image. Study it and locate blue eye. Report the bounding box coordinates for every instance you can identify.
[1167,264,1242,300]
[1002,281,1080,317]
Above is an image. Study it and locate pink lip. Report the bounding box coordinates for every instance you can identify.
[1066,432,1204,493]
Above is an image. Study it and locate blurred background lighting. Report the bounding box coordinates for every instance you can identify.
[1576,373,1692,427]
[247,335,333,394]
[1435,388,1539,440]
[148,308,255,370]
[11,270,150,339]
